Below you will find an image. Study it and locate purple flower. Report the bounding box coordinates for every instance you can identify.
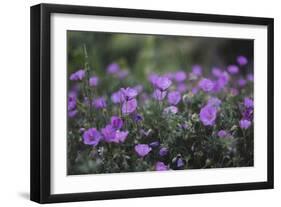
[155,76,172,91]
[247,73,254,81]
[242,107,253,121]
[218,130,228,138]
[159,147,168,156]
[176,158,185,168]
[155,162,168,171]
[121,87,138,101]
[153,89,167,101]
[115,130,129,143]
[69,69,85,81]
[122,98,137,115]
[111,90,125,104]
[68,92,77,111]
[149,141,160,148]
[237,78,247,87]
[237,55,248,66]
[177,83,187,93]
[216,72,229,88]
[239,119,251,129]
[92,97,107,109]
[148,73,159,86]
[163,106,178,114]
[101,125,116,142]
[107,63,120,74]
[68,110,78,118]
[135,144,152,157]
[83,128,102,146]
[110,116,123,129]
[227,65,239,74]
[174,71,187,82]
[207,97,221,108]
[199,105,217,126]
[199,78,215,92]
[133,113,143,122]
[167,91,181,105]
[192,65,202,76]
[212,67,222,77]
[89,76,99,87]
[191,87,199,94]
[244,97,254,108]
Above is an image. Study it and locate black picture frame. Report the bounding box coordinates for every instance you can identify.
[30,3,274,204]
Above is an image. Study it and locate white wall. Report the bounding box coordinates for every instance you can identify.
[0,0,279,206]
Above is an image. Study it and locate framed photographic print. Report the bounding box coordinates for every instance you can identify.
[30,3,274,203]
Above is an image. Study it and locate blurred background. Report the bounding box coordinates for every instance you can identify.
[67,31,253,82]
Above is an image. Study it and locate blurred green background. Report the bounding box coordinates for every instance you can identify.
[67,31,253,81]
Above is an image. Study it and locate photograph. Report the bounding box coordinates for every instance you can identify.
[67,31,254,175]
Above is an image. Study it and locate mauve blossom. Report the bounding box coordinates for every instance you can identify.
[83,128,102,146]
[177,83,187,93]
[218,130,228,138]
[70,69,85,81]
[212,67,222,77]
[172,155,186,169]
[155,162,168,171]
[217,71,229,87]
[101,125,116,142]
[153,89,167,101]
[122,98,137,115]
[213,71,230,92]
[227,65,239,74]
[68,110,77,118]
[243,107,253,121]
[110,116,123,129]
[174,71,187,82]
[89,76,99,87]
[237,55,248,66]
[200,105,217,126]
[199,78,215,92]
[111,90,125,104]
[133,113,143,122]
[164,106,178,114]
[191,87,199,94]
[176,158,185,168]
[68,93,77,111]
[244,97,254,108]
[239,119,251,129]
[155,76,172,91]
[159,147,168,156]
[115,130,129,143]
[237,78,247,87]
[247,73,254,81]
[192,65,202,76]
[207,97,221,108]
[168,91,181,105]
[148,73,159,86]
[92,97,107,109]
[135,144,152,157]
[107,63,120,74]
[121,87,138,101]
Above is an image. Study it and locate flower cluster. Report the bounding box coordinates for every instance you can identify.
[67,54,254,175]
